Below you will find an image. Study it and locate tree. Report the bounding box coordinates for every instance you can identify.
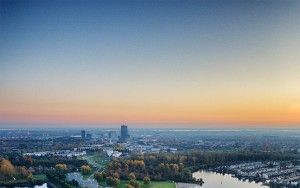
[94,172,104,182]
[114,143,124,152]
[80,165,91,175]
[27,174,33,182]
[15,166,32,178]
[129,180,140,188]
[143,176,150,184]
[106,176,120,186]
[0,158,15,180]
[55,163,67,173]
[125,184,134,188]
[113,172,120,179]
[23,156,33,167]
[128,172,136,181]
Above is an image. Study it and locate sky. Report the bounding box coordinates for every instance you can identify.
[1,0,300,128]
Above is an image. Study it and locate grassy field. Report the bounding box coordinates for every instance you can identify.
[0,174,47,187]
[78,152,110,180]
[79,152,110,170]
[117,180,176,188]
[32,174,48,181]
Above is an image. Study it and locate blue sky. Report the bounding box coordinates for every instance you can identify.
[1,0,300,127]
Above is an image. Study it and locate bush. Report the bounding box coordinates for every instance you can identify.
[143,176,150,184]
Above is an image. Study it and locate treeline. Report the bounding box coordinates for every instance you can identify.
[105,150,299,183]
[139,150,299,170]
[0,158,32,181]
[46,169,79,188]
[0,157,46,187]
[105,158,193,182]
[3,153,87,171]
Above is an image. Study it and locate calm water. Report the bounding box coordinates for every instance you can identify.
[34,183,47,188]
[67,172,99,188]
[15,183,47,188]
[193,171,269,188]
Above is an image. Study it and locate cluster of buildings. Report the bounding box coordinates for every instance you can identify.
[227,162,300,187]
[20,125,130,158]
[81,130,92,140]
[78,125,178,157]
[127,144,177,154]
[23,150,86,157]
[80,124,129,142]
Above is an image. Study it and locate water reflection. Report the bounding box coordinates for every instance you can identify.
[193,171,269,188]
[34,183,48,188]
[15,183,47,188]
[66,172,99,188]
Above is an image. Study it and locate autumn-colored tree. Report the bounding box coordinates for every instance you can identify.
[129,179,140,188]
[15,166,32,178]
[0,158,15,180]
[125,184,134,188]
[113,172,120,179]
[128,172,136,181]
[170,163,179,172]
[55,163,67,172]
[80,165,91,175]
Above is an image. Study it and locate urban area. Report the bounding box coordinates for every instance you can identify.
[1,126,300,188]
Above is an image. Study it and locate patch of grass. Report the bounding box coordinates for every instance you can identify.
[0,174,47,187]
[32,174,47,181]
[79,152,110,170]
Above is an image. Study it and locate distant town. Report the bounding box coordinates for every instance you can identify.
[1,126,300,188]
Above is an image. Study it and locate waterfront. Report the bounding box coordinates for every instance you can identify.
[193,171,269,188]
[67,172,99,188]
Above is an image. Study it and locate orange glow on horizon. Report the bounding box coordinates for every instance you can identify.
[1,97,300,127]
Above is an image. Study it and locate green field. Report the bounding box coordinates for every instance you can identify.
[32,174,48,181]
[79,152,110,170]
[117,180,176,188]
[0,174,47,187]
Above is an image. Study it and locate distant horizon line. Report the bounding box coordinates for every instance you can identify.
[0,122,299,129]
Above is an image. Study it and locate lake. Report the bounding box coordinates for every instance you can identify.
[14,183,47,188]
[192,171,269,188]
[66,172,99,188]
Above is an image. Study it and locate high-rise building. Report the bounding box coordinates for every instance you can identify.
[81,130,86,139]
[120,125,129,142]
[86,133,92,140]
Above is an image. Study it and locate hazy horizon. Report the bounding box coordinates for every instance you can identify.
[1,0,300,128]
[1,122,300,129]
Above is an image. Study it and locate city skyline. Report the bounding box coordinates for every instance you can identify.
[1,0,300,128]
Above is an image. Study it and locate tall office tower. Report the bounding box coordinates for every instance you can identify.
[86,133,92,140]
[81,130,86,139]
[120,125,129,142]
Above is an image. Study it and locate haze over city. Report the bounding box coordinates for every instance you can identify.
[1,0,300,128]
[1,1,300,188]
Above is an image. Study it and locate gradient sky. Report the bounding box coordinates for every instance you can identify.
[1,0,300,128]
